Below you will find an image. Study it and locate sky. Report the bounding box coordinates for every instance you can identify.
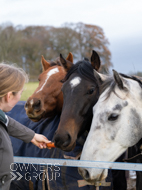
[0,0,142,74]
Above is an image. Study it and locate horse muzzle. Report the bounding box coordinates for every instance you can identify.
[25,98,46,121]
[53,131,77,151]
[78,167,108,183]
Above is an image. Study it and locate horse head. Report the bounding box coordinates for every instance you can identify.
[25,53,73,122]
[53,50,105,151]
[79,70,142,183]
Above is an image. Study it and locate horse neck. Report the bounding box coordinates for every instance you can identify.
[56,91,63,113]
[131,81,142,137]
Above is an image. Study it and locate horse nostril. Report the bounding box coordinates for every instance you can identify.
[84,169,90,180]
[54,136,59,145]
[25,102,28,109]
[62,134,71,147]
[33,100,41,111]
[54,133,71,148]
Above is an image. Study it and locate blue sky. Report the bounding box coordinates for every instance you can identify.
[0,0,142,74]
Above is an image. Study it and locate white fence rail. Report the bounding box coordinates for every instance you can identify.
[14,156,142,171]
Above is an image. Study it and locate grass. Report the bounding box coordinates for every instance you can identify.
[20,82,39,101]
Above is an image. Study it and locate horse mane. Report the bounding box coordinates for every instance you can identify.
[100,73,142,99]
[100,76,114,96]
[63,59,99,84]
[49,57,61,67]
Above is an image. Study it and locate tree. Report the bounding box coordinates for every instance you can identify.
[0,22,112,80]
[0,24,19,62]
[44,26,78,59]
[66,22,112,73]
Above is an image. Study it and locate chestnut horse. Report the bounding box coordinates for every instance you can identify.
[25,53,73,122]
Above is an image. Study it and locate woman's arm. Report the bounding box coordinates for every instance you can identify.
[7,116,50,148]
[7,116,35,143]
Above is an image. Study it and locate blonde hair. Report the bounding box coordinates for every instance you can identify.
[0,63,29,98]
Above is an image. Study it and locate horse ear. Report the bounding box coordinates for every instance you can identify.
[91,50,101,71]
[113,70,127,90]
[60,54,73,72]
[66,52,73,63]
[41,55,51,71]
[94,70,108,84]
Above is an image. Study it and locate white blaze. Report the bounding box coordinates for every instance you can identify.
[36,68,59,93]
[70,77,81,88]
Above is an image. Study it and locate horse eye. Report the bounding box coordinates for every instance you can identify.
[87,88,95,95]
[108,113,119,121]
[60,79,64,83]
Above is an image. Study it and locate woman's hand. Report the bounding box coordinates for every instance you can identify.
[31,133,51,149]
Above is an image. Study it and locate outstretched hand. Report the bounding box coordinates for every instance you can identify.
[31,133,51,149]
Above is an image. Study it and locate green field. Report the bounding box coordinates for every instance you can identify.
[20,82,39,101]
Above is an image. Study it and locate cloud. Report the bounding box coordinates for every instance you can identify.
[1,0,142,73]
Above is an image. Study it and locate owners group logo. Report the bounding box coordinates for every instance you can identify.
[10,163,60,181]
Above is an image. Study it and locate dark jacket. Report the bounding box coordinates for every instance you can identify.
[0,115,35,185]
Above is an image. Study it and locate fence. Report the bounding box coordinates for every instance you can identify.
[13,156,139,189]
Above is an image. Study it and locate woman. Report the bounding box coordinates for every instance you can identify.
[0,63,51,190]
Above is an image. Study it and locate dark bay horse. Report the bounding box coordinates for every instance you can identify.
[25,53,73,121]
[53,50,102,151]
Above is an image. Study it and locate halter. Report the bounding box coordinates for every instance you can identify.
[124,145,142,163]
